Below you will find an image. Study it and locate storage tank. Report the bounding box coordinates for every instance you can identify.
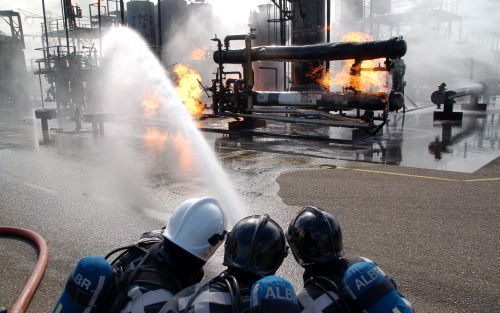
[159,0,187,41]
[0,35,27,103]
[291,0,326,91]
[188,0,212,33]
[127,0,157,48]
[250,4,285,91]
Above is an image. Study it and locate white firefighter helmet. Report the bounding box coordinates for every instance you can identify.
[163,197,227,261]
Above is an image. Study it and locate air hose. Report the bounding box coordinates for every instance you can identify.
[0,227,49,313]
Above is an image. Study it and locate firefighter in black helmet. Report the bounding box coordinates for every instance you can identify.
[160,214,288,313]
[287,206,414,313]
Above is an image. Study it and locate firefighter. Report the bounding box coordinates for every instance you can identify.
[245,275,301,313]
[102,197,228,313]
[286,206,414,313]
[160,214,288,313]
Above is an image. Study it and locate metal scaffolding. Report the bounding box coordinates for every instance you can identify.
[358,0,462,42]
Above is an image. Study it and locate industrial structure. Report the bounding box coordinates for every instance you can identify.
[348,0,500,102]
[0,10,27,104]
[207,0,408,137]
[30,0,212,137]
[1,0,498,139]
[431,82,488,121]
[32,0,212,110]
[210,33,406,135]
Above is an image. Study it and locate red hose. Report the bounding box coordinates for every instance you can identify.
[0,227,49,313]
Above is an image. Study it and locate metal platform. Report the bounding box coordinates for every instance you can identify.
[200,102,500,173]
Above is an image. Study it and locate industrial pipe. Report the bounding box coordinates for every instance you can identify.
[431,82,487,106]
[254,91,396,111]
[224,34,247,49]
[0,227,49,313]
[447,82,487,99]
[214,37,407,64]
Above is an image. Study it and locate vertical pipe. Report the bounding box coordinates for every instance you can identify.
[326,0,331,73]
[245,34,254,110]
[120,0,125,24]
[41,118,49,133]
[326,0,331,43]
[157,0,162,59]
[38,64,45,109]
[245,35,254,88]
[291,0,326,91]
[61,0,70,52]
[280,0,287,90]
[41,0,50,59]
[56,20,61,46]
[370,0,374,35]
[98,0,102,57]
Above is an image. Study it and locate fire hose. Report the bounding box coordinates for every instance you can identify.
[0,227,49,313]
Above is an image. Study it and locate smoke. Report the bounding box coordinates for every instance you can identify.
[160,1,265,87]
[458,0,500,36]
[403,1,500,100]
[332,0,500,101]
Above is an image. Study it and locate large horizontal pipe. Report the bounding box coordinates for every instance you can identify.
[449,82,487,99]
[431,82,488,105]
[214,37,407,64]
[254,91,390,111]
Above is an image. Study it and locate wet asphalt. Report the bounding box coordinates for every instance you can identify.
[0,104,499,312]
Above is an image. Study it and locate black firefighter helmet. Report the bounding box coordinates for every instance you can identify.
[286,206,344,267]
[224,214,287,277]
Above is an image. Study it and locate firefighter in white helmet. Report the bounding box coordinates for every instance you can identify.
[100,197,227,313]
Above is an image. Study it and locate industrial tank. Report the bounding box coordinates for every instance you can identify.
[291,0,326,91]
[159,0,187,41]
[250,4,285,91]
[127,0,157,48]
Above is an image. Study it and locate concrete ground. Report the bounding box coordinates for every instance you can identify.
[0,103,499,312]
[277,159,500,312]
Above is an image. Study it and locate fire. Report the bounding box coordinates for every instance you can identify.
[172,132,193,172]
[143,127,193,171]
[342,32,372,42]
[144,127,168,148]
[141,90,163,117]
[190,48,206,61]
[332,32,388,92]
[173,64,205,118]
[306,65,331,91]
[317,24,334,32]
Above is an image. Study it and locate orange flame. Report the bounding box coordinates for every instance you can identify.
[317,24,334,32]
[190,48,206,61]
[141,90,163,117]
[173,64,205,118]
[306,65,331,91]
[332,32,388,92]
[321,70,331,91]
[144,127,168,148]
[143,127,193,171]
[172,132,193,172]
